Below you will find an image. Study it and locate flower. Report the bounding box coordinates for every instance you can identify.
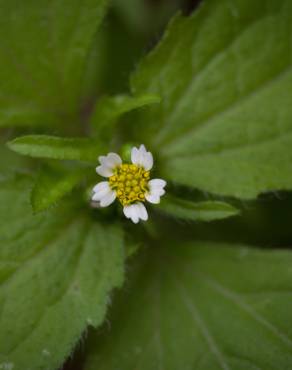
[92,145,166,223]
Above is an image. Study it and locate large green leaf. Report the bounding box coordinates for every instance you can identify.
[85,242,292,370]
[0,0,107,127]
[7,135,103,162]
[131,0,292,199]
[0,175,125,370]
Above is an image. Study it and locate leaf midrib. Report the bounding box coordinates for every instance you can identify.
[174,275,230,370]
[195,272,292,349]
[162,66,292,157]
[154,5,285,147]
[165,122,292,160]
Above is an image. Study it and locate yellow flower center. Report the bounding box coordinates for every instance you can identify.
[109,164,150,206]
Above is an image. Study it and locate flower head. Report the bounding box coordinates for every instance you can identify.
[92,145,166,223]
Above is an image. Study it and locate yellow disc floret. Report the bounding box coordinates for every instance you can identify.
[109,164,150,206]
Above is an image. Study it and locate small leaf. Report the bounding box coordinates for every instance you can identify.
[85,242,292,370]
[0,175,125,370]
[131,0,292,199]
[31,166,87,212]
[0,0,108,127]
[90,94,160,132]
[7,135,103,162]
[157,195,240,221]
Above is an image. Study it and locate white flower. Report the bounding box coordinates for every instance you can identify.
[92,144,166,224]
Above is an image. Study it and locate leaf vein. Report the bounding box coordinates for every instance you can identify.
[164,66,292,154]
[174,276,231,370]
[198,273,292,349]
[156,6,283,146]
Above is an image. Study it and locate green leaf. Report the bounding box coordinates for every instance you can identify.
[31,166,87,212]
[7,135,103,162]
[85,242,292,370]
[156,195,240,221]
[0,175,125,370]
[131,0,292,199]
[0,0,108,127]
[90,94,160,132]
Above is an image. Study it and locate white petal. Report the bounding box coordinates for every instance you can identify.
[146,178,166,204]
[97,152,121,177]
[145,193,161,204]
[123,204,139,223]
[98,155,107,164]
[92,193,101,201]
[92,181,111,201]
[92,182,116,206]
[123,204,133,219]
[100,190,116,207]
[93,181,110,193]
[150,187,165,197]
[96,165,114,177]
[92,190,109,202]
[148,179,167,189]
[131,147,140,164]
[123,202,148,224]
[92,192,104,201]
[129,205,139,224]
[131,145,153,170]
[99,153,122,167]
[141,152,153,171]
[136,202,148,221]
